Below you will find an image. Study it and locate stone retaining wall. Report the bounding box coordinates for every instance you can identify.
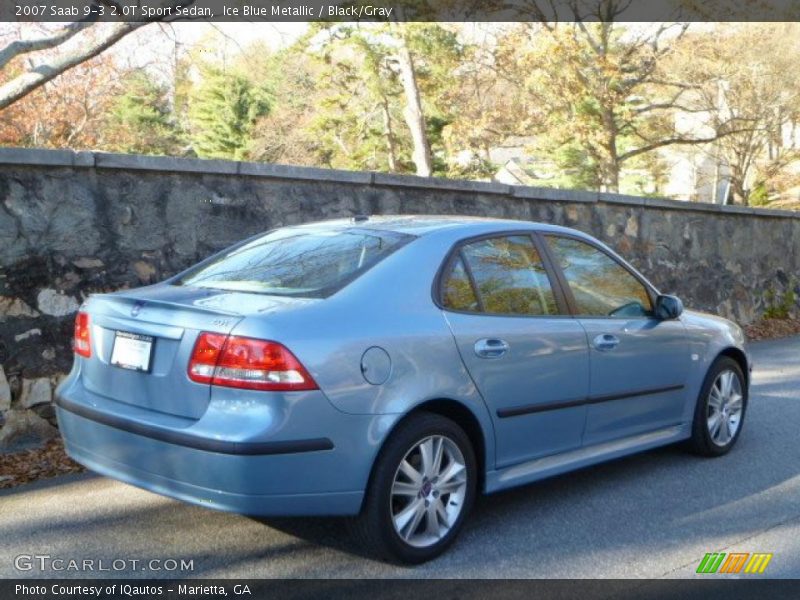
[1,148,798,447]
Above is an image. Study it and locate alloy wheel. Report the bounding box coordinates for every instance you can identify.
[389,435,468,548]
[706,369,744,446]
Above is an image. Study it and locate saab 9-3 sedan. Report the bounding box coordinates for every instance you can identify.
[56,216,750,563]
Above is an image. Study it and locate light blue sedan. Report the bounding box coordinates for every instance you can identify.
[56,216,750,563]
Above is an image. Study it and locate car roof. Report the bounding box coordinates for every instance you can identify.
[289,215,586,238]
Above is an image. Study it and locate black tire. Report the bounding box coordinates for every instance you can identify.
[350,411,477,564]
[688,356,748,457]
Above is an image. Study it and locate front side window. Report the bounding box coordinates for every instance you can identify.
[178,228,411,297]
[545,236,653,317]
[442,235,557,316]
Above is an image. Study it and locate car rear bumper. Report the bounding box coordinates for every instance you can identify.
[54,373,389,516]
[56,393,335,456]
[57,417,363,516]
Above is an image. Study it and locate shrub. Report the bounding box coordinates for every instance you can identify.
[763,284,797,319]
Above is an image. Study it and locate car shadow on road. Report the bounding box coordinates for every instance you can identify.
[250,516,380,562]
[249,445,700,567]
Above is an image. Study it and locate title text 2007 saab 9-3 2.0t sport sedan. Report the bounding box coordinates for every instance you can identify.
[56,216,751,563]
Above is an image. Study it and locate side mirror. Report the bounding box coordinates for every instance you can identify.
[655,294,684,320]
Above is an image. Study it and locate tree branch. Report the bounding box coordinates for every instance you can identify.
[0,22,148,111]
[0,0,195,111]
[619,128,754,162]
[0,21,95,71]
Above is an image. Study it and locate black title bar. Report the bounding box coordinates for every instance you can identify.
[2,0,800,23]
[5,579,800,600]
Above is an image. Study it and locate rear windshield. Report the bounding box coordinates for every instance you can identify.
[176,228,412,297]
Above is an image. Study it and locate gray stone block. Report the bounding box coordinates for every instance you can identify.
[0,366,10,412]
[19,377,51,409]
[72,151,96,167]
[642,196,696,211]
[511,185,597,203]
[598,193,647,207]
[0,147,74,167]
[750,207,800,219]
[373,173,510,195]
[239,161,373,184]
[95,153,239,174]
[0,408,57,451]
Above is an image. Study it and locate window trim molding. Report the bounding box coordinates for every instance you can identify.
[433,230,572,318]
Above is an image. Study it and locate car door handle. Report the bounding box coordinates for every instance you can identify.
[474,338,510,359]
[593,333,620,351]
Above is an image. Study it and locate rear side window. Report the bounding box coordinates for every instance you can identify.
[178,228,411,297]
[545,236,653,317]
[442,257,479,311]
[442,235,557,316]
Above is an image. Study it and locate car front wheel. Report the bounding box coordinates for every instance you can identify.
[352,411,477,564]
[689,356,748,456]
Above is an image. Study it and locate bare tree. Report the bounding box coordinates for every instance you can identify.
[0,0,193,111]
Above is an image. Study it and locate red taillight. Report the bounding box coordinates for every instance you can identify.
[73,311,91,357]
[188,333,318,392]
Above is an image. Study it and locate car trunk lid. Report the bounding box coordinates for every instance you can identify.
[81,286,309,420]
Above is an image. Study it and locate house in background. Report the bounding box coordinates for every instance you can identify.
[488,136,669,199]
[487,84,800,207]
[659,145,731,204]
[488,136,586,190]
[658,99,732,204]
[487,136,555,187]
[658,108,800,206]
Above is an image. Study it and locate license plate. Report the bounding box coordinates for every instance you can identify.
[110,331,154,372]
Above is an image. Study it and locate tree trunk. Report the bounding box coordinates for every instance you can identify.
[731,177,748,206]
[394,28,433,177]
[380,96,399,172]
[601,107,620,193]
[604,169,620,193]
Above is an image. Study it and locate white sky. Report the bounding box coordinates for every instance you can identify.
[0,21,310,77]
[110,21,309,72]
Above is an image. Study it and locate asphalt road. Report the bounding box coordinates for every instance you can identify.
[2,336,799,579]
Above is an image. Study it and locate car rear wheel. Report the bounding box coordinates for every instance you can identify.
[688,356,747,457]
[351,412,477,564]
